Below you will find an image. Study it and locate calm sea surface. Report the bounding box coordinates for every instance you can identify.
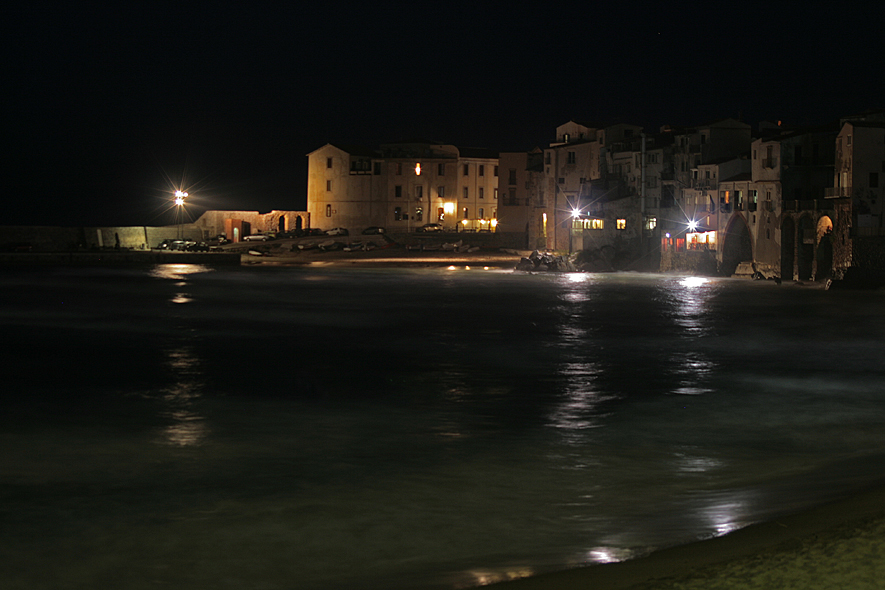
[2,264,885,589]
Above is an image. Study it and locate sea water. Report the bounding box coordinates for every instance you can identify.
[2,264,884,589]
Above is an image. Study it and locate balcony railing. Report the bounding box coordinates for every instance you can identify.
[825,186,851,198]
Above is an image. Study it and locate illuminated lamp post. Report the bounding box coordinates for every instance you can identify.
[174,190,188,239]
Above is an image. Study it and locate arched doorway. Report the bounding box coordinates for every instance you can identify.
[279,217,286,232]
[816,216,834,280]
[721,217,753,277]
[797,216,815,280]
[295,216,303,231]
[781,217,795,281]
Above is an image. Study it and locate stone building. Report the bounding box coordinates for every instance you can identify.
[306,141,499,234]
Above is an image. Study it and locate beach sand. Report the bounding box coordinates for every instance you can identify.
[485,484,885,590]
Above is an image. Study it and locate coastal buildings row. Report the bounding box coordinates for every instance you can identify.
[306,109,884,279]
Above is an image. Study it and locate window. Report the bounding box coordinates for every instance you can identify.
[567,151,576,164]
[415,207,423,221]
[545,153,551,165]
[416,186,423,199]
[616,219,626,230]
[394,207,402,221]
[494,188,498,200]
[645,217,657,231]
[326,157,332,168]
[871,172,879,188]
[509,169,517,185]
[374,162,381,175]
[326,180,331,192]
[325,204,332,217]
[479,165,485,176]
[479,187,484,199]
[463,164,469,176]
[558,178,564,184]
[396,163,403,175]
[847,135,852,146]
[463,207,469,219]
[494,166,498,177]
[463,187,468,199]
[395,185,402,198]
[479,208,484,219]
[438,186,445,198]
[438,163,445,175]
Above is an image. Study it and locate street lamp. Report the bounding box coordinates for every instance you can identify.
[174,190,188,239]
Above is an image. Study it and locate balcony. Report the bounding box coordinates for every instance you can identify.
[825,186,851,198]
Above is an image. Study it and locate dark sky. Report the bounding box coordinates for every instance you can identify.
[3,2,883,227]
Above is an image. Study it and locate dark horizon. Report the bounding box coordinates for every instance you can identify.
[4,3,884,228]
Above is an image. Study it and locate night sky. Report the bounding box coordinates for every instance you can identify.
[4,3,883,227]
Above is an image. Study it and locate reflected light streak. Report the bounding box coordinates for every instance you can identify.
[466,568,534,586]
[680,276,708,288]
[149,263,213,281]
[586,547,635,564]
[159,347,207,446]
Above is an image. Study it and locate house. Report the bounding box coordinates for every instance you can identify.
[306,141,499,234]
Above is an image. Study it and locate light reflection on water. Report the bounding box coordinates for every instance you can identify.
[4,268,885,590]
[159,345,207,446]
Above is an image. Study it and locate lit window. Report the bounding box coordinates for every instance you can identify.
[645,217,657,230]
[617,219,626,230]
[494,188,498,200]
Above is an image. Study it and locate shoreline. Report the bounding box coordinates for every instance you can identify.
[486,481,885,589]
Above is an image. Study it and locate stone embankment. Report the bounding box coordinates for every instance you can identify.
[0,251,241,266]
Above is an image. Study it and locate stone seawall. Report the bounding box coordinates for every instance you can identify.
[0,251,241,266]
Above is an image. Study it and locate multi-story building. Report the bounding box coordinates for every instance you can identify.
[660,118,753,272]
[497,149,544,249]
[307,141,498,234]
[540,121,644,255]
[751,123,838,279]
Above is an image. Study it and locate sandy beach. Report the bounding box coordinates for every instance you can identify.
[485,483,885,590]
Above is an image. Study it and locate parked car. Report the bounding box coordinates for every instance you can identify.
[362,226,386,235]
[417,223,443,232]
[243,234,270,241]
[325,227,349,236]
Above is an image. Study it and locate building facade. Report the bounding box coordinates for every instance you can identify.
[306,142,499,234]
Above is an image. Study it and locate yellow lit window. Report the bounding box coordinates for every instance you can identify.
[616,219,626,230]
